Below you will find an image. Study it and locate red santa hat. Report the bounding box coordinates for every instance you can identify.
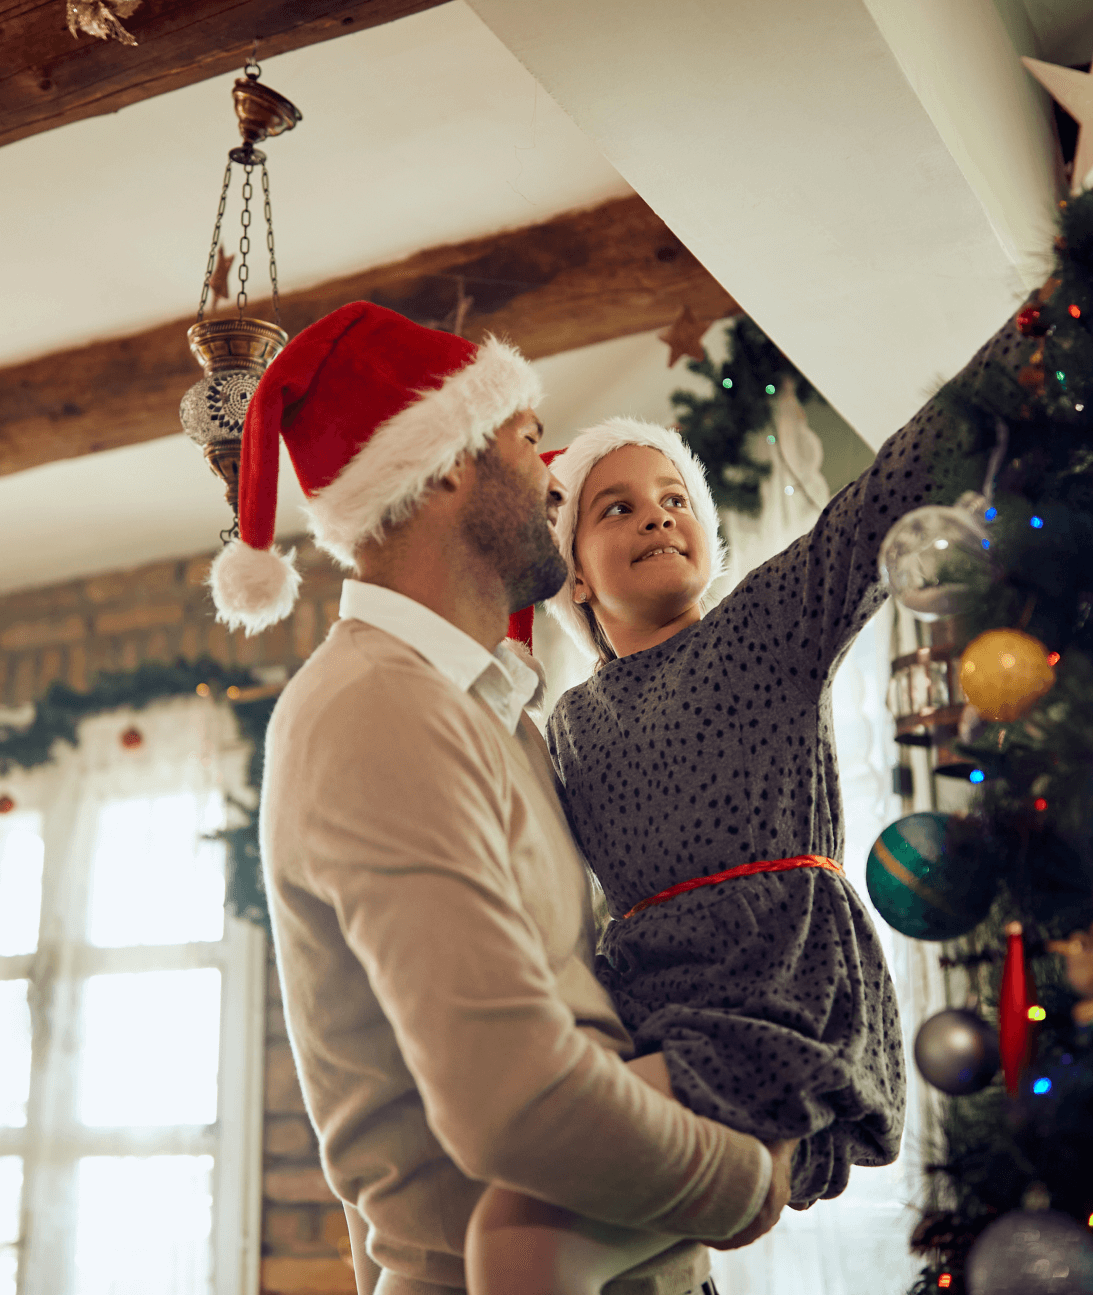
[209,301,542,634]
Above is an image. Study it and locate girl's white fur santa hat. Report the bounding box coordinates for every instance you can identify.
[209,300,542,635]
[541,417,728,661]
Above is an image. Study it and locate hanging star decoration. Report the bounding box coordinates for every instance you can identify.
[658,305,709,368]
[442,276,475,338]
[1023,56,1093,194]
[66,0,142,45]
[424,276,475,337]
[208,246,236,312]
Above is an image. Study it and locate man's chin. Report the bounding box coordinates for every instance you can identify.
[508,548,568,612]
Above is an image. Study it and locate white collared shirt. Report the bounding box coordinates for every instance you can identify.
[338,580,540,735]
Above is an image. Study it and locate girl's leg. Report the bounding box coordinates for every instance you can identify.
[464,1053,681,1295]
[465,1185,681,1295]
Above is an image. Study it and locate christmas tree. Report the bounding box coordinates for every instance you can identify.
[868,192,1093,1294]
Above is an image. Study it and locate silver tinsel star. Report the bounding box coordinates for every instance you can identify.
[66,0,142,46]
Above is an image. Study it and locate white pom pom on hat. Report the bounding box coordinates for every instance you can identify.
[209,541,302,635]
[208,301,542,635]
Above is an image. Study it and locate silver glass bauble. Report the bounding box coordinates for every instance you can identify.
[878,501,992,621]
[967,1210,1093,1295]
[179,370,260,447]
[913,1007,999,1095]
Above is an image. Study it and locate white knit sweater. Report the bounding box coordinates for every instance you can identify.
[260,615,773,1294]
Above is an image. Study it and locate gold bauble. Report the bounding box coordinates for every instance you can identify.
[959,629,1056,722]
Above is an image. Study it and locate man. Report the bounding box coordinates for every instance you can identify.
[211,302,794,1294]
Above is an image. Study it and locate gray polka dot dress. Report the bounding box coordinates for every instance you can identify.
[547,316,1026,1206]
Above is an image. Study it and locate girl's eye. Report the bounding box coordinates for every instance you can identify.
[603,501,630,517]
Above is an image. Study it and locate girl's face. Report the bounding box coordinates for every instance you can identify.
[572,444,710,645]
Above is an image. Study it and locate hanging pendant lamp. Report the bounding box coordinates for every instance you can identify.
[179,57,301,540]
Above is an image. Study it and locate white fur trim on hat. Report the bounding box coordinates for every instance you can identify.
[500,636,548,715]
[209,540,302,636]
[545,417,727,661]
[305,335,542,568]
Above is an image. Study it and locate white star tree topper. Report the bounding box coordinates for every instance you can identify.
[1023,55,1093,194]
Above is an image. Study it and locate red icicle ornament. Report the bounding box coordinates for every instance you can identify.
[999,921,1038,1095]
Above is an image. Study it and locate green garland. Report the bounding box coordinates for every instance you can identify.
[0,658,273,931]
[671,315,822,515]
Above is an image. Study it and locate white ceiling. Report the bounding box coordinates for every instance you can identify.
[467,0,1072,451]
[0,1,631,367]
[1018,0,1093,63]
[2,0,1090,598]
[0,1,642,596]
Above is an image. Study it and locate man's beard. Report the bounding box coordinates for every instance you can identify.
[461,449,568,612]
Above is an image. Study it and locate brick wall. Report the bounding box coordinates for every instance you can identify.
[0,539,346,705]
[0,540,358,1293]
[264,955,357,1295]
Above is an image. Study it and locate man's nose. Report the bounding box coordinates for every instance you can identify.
[547,474,567,508]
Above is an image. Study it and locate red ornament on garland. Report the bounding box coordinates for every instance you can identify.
[1016,303,1048,337]
[999,921,1039,1095]
[120,726,143,750]
[0,794,14,814]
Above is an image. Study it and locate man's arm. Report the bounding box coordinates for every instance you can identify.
[301,675,773,1242]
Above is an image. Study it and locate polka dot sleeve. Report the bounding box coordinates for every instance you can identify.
[710,313,1029,701]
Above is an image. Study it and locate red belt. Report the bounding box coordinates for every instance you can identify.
[623,854,843,919]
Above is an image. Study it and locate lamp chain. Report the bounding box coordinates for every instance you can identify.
[196,159,234,321]
[236,161,255,317]
[261,164,281,326]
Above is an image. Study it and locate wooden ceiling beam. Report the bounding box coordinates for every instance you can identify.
[0,195,739,476]
[0,0,450,151]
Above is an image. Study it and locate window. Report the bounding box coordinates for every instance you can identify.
[0,698,265,1295]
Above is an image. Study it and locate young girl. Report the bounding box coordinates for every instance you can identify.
[465,315,1025,1294]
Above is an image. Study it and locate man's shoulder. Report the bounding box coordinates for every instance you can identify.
[280,620,451,711]
[269,620,496,760]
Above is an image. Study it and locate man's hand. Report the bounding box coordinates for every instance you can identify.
[704,1139,798,1251]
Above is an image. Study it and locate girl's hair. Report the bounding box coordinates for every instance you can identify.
[579,600,618,668]
[545,417,727,664]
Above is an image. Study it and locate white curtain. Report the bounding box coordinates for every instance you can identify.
[0,695,265,1295]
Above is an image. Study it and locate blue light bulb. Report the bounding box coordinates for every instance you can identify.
[1032,1077,1052,1095]
[969,769,986,784]
[1031,516,1044,529]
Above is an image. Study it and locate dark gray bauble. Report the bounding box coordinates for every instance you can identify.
[967,1210,1093,1294]
[913,1007,999,1095]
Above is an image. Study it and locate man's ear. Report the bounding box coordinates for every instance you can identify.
[437,453,470,493]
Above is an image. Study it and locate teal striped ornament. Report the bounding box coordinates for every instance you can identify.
[866,812,996,941]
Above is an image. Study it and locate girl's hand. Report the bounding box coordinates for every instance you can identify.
[706,1139,798,1251]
